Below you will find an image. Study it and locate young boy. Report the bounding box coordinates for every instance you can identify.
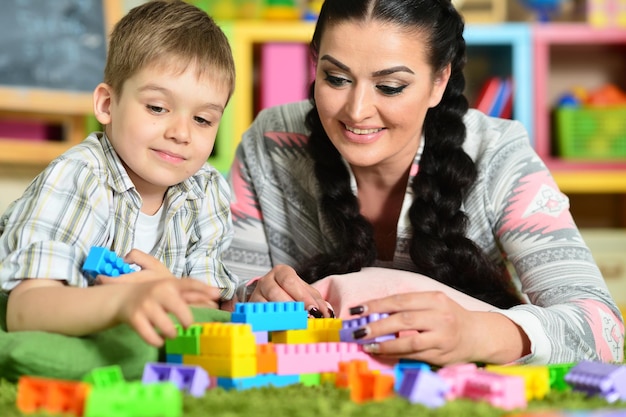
[0,0,237,347]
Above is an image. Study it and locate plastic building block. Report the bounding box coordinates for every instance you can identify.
[394,360,431,392]
[437,363,479,400]
[462,370,527,411]
[300,373,322,387]
[486,364,551,400]
[257,343,278,374]
[350,371,395,403]
[398,369,449,408]
[254,331,269,344]
[339,313,396,345]
[82,246,133,279]
[335,360,370,389]
[198,322,256,356]
[271,318,342,344]
[547,362,576,391]
[274,342,343,375]
[216,374,300,390]
[84,382,182,417]
[231,301,308,332]
[165,324,203,355]
[564,361,626,403]
[166,354,183,364]
[142,363,210,397]
[83,365,125,387]
[183,352,257,378]
[338,341,398,372]
[17,376,90,416]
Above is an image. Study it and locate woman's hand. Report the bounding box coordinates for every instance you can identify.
[96,249,174,285]
[115,278,221,347]
[349,291,529,366]
[249,265,334,318]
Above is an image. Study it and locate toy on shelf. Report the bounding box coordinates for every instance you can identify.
[517,0,567,22]
[587,0,626,27]
[553,84,626,160]
[82,246,135,279]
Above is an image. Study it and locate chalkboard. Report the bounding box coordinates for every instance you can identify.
[0,0,108,92]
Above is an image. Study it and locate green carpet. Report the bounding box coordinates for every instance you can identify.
[1,377,625,417]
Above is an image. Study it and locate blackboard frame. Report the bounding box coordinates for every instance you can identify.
[0,0,124,115]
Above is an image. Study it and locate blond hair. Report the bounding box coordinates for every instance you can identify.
[104,0,235,100]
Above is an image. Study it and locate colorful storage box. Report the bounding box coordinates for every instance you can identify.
[555,106,626,159]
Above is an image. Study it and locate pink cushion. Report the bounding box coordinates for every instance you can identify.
[312,267,494,319]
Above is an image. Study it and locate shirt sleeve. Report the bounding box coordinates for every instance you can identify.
[222,137,274,283]
[0,159,111,291]
[184,172,239,300]
[483,121,624,364]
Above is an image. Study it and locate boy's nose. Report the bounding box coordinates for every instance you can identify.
[165,117,191,143]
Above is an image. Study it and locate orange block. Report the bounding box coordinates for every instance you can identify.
[257,343,277,374]
[350,371,395,403]
[17,376,90,416]
[335,360,369,389]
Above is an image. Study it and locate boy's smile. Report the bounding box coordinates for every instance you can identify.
[94,62,230,210]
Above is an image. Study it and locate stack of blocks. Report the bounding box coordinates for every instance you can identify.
[15,247,626,415]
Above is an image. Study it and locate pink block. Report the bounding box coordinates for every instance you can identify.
[462,370,527,410]
[259,43,312,111]
[274,342,343,375]
[338,343,398,372]
[437,363,479,400]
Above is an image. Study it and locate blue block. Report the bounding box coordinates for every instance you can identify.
[165,354,183,364]
[82,246,133,278]
[217,374,300,390]
[394,360,431,391]
[231,302,308,332]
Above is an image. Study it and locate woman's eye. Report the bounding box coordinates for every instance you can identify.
[377,84,407,96]
[324,72,350,87]
[147,104,166,114]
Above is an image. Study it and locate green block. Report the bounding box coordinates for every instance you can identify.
[299,373,321,387]
[83,365,125,387]
[84,382,182,417]
[165,324,203,355]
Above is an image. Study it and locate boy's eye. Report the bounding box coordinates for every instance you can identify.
[194,116,213,126]
[324,72,350,87]
[377,84,407,96]
[147,104,166,114]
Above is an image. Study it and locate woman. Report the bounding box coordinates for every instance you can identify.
[223,0,624,365]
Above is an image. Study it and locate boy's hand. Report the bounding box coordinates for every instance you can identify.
[96,249,174,284]
[116,279,220,347]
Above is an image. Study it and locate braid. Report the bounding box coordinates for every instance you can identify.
[409,2,522,308]
[296,86,377,283]
[298,0,522,307]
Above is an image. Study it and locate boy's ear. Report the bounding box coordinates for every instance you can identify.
[93,83,113,125]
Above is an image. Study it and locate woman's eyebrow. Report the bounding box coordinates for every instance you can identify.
[320,55,414,77]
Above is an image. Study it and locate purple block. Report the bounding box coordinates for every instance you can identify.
[398,369,449,408]
[339,313,396,345]
[142,363,210,398]
[565,361,626,403]
[254,331,269,344]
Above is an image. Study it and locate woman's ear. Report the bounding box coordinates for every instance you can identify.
[428,64,452,108]
[93,83,114,125]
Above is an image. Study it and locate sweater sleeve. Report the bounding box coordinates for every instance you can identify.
[223,118,274,283]
[482,120,624,364]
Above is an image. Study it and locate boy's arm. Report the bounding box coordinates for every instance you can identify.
[6,277,220,346]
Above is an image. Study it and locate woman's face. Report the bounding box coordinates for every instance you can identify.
[314,20,450,171]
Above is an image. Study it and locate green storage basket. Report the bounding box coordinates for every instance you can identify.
[555,106,626,159]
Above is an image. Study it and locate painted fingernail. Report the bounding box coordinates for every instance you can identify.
[349,305,366,315]
[308,307,323,319]
[363,343,380,354]
[329,307,335,318]
[353,327,369,339]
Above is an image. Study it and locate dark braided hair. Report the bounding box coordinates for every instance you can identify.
[298,0,522,309]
